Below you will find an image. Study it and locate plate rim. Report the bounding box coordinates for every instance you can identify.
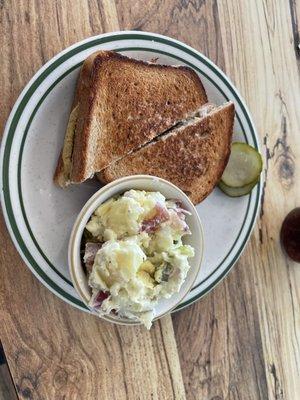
[0,30,262,313]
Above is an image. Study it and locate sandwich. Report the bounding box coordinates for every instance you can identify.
[98,102,235,204]
[54,50,208,187]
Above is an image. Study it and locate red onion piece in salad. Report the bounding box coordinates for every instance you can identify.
[141,204,170,233]
[83,242,103,273]
[168,209,190,233]
[91,290,109,309]
[171,200,192,219]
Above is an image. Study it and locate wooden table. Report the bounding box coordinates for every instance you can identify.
[1,1,299,399]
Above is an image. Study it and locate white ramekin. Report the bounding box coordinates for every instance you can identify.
[68,175,204,326]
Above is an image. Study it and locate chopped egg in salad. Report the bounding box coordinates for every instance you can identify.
[83,190,194,329]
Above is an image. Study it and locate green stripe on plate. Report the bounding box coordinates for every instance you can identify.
[16,46,253,289]
[1,32,261,312]
[17,63,82,286]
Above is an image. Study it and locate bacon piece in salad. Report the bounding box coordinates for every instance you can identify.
[141,204,170,233]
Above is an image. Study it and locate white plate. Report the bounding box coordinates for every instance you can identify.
[0,31,261,313]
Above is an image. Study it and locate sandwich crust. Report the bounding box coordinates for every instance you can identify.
[54,52,99,186]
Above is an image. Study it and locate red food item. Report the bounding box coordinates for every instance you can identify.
[141,204,169,233]
[92,291,109,309]
[169,200,191,220]
[168,209,187,232]
[84,242,102,273]
[173,203,191,232]
[280,208,300,263]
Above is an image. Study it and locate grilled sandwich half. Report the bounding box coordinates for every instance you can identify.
[98,102,235,204]
[54,50,208,187]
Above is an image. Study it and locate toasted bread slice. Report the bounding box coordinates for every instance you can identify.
[99,102,235,204]
[54,50,207,187]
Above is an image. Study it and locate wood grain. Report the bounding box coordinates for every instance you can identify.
[0,215,185,400]
[0,2,185,399]
[289,0,300,69]
[1,0,300,399]
[116,0,300,399]
[116,0,225,68]
[0,344,18,400]
[218,1,300,398]
[0,365,17,400]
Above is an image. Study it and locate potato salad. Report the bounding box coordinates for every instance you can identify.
[83,190,194,329]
